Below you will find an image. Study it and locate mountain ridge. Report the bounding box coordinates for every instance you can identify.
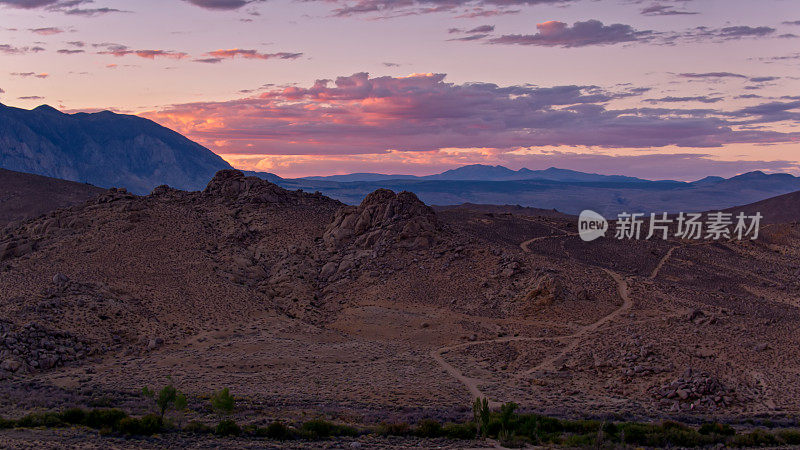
[0,103,232,194]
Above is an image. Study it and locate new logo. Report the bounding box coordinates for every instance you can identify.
[578,210,608,242]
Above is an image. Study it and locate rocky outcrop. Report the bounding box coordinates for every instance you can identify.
[653,367,735,412]
[323,189,438,250]
[204,170,316,205]
[0,322,92,378]
[520,273,589,306]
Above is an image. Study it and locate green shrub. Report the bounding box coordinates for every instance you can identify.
[377,421,410,436]
[0,417,15,429]
[117,415,162,436]
[16,412,64,428]
[780,429,800,445]
[499,402,518,431]
[211,388,235,416]
[731,429,779,447]
[699,422,735,436]
[333,424,359,437]
[498,429,527,448]
[264,421,291,440]
[59,408,86,425]
[84,409,128,430]
[561,419,602,434]
[563,433,596,447]
[660,426,710,447]
[301,419,333,439]
[184,421,212,434]
[215,419,241,436]
[415,419,443,438]
[442,421,477,439]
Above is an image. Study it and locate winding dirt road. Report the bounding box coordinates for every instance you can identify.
[431,236,632,405]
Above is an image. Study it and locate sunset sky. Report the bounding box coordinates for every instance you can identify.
[1,0,799,179]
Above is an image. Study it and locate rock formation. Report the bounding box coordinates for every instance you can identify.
[324,189,438,250]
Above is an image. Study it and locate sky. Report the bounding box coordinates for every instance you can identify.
[1,0,799,180]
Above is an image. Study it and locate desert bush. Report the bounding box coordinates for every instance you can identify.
[699,422,735,436]
[301,419,333,439]
[263,421,292,440]
[184,420,212,434]
[377,421,410,436]
[499,429,527,448]
[117,414,163,436]
[211,388,235,416]
[84,408,128,430]
[779,429,800,445]
[414,419,443,438]
[16,412,64,428]
[0,417,15,429]
[59,408,86,425]
[215,419,241,436]
[731,429,779,447]
[442,421,476,439]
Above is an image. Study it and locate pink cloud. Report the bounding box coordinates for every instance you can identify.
[98,48,188,59]
[203,48,303,60]
[29,26,63,35]
[141,72,800,160]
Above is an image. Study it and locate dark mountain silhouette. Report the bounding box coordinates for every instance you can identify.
[0,103,232,194]
[300,164,648,183]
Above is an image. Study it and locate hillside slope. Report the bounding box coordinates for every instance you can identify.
[0,168,105,226]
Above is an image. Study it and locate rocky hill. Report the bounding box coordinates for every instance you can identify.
[0,103,232,194]
[1,170,799,427]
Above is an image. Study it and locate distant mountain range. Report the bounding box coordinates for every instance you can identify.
[1,103,799,216]
[0,103,232,194]
[302,165,649,183]
[260,167,800,217]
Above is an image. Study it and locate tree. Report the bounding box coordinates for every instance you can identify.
[211,388,235,416]
[142,377,186,420]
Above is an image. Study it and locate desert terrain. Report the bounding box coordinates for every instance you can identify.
[1,169,800,447]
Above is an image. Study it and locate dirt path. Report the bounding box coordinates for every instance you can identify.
[431,237,631,405]
[650,245,680,279]
[519,268,630,376]
[519,232,577,252]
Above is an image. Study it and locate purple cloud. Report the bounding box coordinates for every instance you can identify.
[678,72,748,79]
[329,0,572,17]
[0,44,45,54]
[29,27,63,35]
[641,4,698,16]
[183,0,262,10]
[0,0,58,8]
[645,96,724,104]
[489,20,650,47]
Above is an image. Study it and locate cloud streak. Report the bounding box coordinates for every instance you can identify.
[201,48,303,61]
